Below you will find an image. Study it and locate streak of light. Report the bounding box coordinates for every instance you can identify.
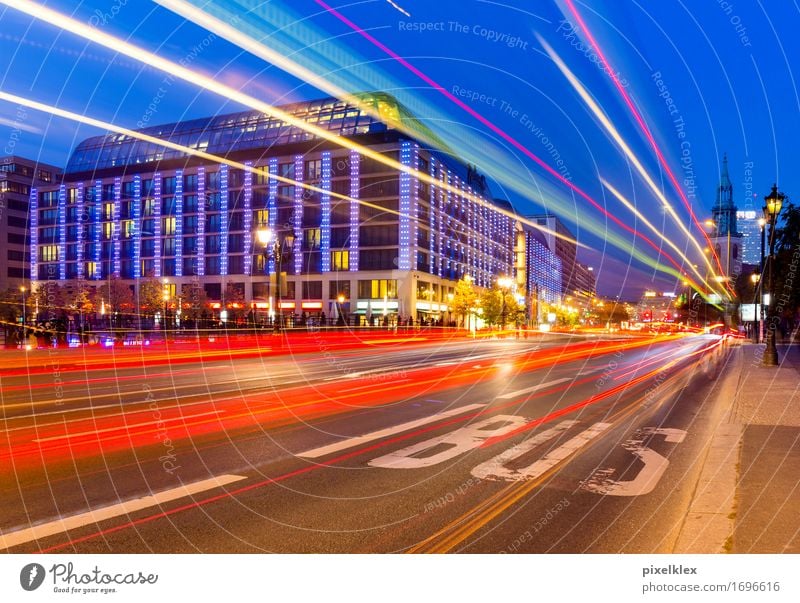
[306,0,708,287]
[536,35,727,299]
[0,90,411,223]
[601,179,712,297]
[562,0,729,287]
[0,0,576,248]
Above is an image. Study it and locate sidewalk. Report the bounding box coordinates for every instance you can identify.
[674,342,800,553]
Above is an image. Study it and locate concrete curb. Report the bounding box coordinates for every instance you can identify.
[672,345,743,553]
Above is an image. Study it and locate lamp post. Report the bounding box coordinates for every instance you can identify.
[498,276,513,331]
[758,216,766,342]
[750,272,760,343]
[257,227,295,335]
[762,184,784,366]
[336,294,346,326]
[162,278,169,332]
[20,286,26,330]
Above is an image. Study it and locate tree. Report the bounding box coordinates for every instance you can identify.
[96,278,135,319]
[181,281,209,321]
[137,278,166,317]
[0,288,24,325]
[479,286,521,328]
[595,302,630,326]
[64,280,95,315]
[224,282,246,323]
[451,276,478,328]
[30,281,66,321]
[771,199,800,328]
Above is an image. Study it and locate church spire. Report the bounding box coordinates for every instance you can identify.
[713,152,737,235]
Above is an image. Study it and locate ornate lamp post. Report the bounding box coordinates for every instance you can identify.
[750,272,761,343]
[257,227,295,335]
[762,184,784,366]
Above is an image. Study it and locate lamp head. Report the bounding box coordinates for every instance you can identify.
[764,184,785,218]
[256,228,273,246]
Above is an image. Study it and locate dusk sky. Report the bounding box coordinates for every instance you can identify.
[1,0,798,299]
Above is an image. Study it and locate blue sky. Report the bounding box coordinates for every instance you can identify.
[1,0,798,299]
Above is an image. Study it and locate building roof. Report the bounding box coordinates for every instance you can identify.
[65,93,451,175]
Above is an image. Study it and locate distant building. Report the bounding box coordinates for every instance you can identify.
[636,291,677,323]
[709,154,743,281]
[0,156,60,292]
[736,209,762,266]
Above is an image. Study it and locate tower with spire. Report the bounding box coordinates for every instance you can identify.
[710,153,743,280]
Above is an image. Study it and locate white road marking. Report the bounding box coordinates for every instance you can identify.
[581,427,687,497]
[298,403,487,459]
[0,474,246,550]
[31,410,225,443]
[368,414,528,469]
[485,422,612,481]
[471,420,580,480]
[497,377,572,400]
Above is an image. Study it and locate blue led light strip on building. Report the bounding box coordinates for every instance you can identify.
[220,165,229,276]
[429,155,436,275]
[113,178,121,278]
[320,152,331,273]
[398,142,412,271]
[58,184,67,280]
[243,161,253,276]
[93,180,101,279]
[153,173,162,278]
[268,158,277,275]
[293,155,304,275]
[133,176,141,279]
[76,184,85,280]
[197,167,205,277]
[175,170,183,277]
[29,187,38,282]
[348,149,360,272]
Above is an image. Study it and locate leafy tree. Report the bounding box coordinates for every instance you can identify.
[595,302,630,325]
[96,277,135,316]
[451,276,478,328]
[64,280,96,315]
[29,281,66,321]
[181,281,209,321]
[137,278,167,317]
[0,287,25,325]
[479,286,521,328]
[771,199,800,324]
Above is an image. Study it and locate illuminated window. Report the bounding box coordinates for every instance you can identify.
[103,202,114,219]
[163,217,176,235]
[142,198,156,216]
[304,228,321,250]
[331,250,349,271]
[103,222,113,239]
[357,279,397,299]
[122,220,135,238]
[39,245,58,262]
[255,209,269,227]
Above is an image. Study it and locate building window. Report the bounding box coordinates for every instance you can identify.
[305,159,322,181]
[304,228,321,250]
[331,250,349,271]
[329,280,350,298]
[358,279,397,299]
[205,256,221,275]
[228,255,244,274]
[143,198,157,216]
[302,281,322,299]
[255,209,269,227]
[39,245,58,262]
[163,217,176,235]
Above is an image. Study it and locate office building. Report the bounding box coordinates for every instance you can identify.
[32,94,560,323]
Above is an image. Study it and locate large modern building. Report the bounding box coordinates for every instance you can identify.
[31,94,562,324]
[0,156,59,292]
[736,209,762,266]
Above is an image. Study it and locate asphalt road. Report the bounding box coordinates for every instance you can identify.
[0,332,732,553]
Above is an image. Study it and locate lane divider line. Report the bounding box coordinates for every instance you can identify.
[0,474,246,551]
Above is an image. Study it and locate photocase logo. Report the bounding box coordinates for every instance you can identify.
[20,563,46,591]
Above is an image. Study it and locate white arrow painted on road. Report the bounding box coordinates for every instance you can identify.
[581,427,687,497]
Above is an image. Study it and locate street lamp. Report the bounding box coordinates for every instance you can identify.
[762,184,784,366]
[19,286,26,329]
[162,278,170,332]
[257,226,295,335]
[446,292,454,327]
[750,272,761,343]
[336,294,346,326]
[497,276,513,330]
